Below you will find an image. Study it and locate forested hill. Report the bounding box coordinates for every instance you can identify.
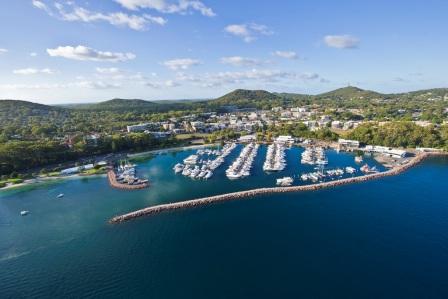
[0,100,69,126]
[315,86,382,100]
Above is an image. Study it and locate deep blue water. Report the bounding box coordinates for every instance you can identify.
[0,146,447,298]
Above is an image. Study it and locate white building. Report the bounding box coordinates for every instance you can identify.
[338,138,360,148]
[127,123,149,133]
[275,135,295,144]
[238,135,257,143]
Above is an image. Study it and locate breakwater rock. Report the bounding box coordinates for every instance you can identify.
[109,152,444,224]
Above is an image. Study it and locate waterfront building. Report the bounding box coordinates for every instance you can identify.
[338,138,360,148]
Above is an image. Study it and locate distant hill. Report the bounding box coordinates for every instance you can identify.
[316,86,382,100]
[75,98,158,111]
[0,100,69,127]
[210,89,285,109]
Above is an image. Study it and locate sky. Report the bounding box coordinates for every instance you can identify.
[0,0,448,104]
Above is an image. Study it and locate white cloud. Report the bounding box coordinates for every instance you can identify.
[0,48,8,54]
[33,1,166,31]
[32,0,52,15]
[30,52,38,57]
[324,35,359,49]
[224,23,273,42]
[95,67,122,74]
[176,69,322,87]
[163,58,201,70]
[75,81,122,89]
[115,0,216,17]
[47,45,136,62]
[273,50,298,59]
[220,56,264,67]
[13,68,55,75]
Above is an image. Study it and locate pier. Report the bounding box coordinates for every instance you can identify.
[109,152,444,223]
[107,170,149,190]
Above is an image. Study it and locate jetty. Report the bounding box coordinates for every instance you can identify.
[107,170,149,190]
[109,152,444,223]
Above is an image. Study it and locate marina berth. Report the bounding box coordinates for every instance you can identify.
[301,147,328,165]
[174,143,237,180]
[263,142,287,172]
[226,143,259,179]
[108,162,149,190]
[110,152,438,224]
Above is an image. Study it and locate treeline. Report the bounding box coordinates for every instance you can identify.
[0,133,180,176]
[347,122,448,149]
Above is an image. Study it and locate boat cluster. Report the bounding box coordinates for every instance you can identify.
[226,143,259,179]
[276,176,294,186]
[174,143,237,180]
[116,163,148,185]
[360,164,379,174]
[301,147,328,165]
[301,166,357,183]
[263,142,287,171]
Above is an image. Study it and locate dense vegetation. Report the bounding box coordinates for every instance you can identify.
[347,122,448,149]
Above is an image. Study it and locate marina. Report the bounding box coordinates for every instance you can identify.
[1,145,448,298]
[109,150,443,223]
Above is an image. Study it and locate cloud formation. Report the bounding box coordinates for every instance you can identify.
[0,48,7,54]
[225,23,273,42]
[33,1,166,31]
[324,35,359,49]
[163,58,201,70]
[115,0,216,17]
[220,56,264,67]
[47,45,136,62]
[273,50,298,59]
[13,68,55,75]
[177,69,322,87]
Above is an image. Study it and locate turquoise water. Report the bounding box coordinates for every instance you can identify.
[1,145,447,298]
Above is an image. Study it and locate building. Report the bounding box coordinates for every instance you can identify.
[275,135,295,144]
[238,134,257,143]
[127,123,149,133]
[338,138,360,148]
[365,145,407,158]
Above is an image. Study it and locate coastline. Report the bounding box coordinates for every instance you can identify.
[127,143,219,158]
[0,173,107,192]
[109,152,447,224]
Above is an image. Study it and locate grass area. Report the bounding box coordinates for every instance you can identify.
[82,167,107,175]
[0,178,24,187]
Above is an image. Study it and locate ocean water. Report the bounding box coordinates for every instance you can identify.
[0,145,447,298]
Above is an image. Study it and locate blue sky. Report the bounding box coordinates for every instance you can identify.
[0,0,447,104]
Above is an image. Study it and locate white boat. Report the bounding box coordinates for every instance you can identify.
[276,177,293,186]
[20,210,29,216]
[173,163,184,173]
[57,193,64,198]
[345,166,356,174]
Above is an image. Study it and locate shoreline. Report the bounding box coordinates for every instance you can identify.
[0,173,107,192]
[127,143,219,158]
[109,152,447,224]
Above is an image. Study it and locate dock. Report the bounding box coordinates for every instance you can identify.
[107,170,149,190]
[109,152,445,223]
